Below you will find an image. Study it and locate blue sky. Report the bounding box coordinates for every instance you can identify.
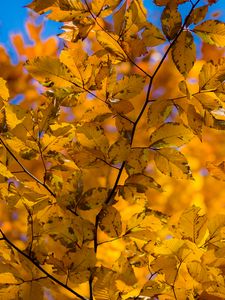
[0,0,224,60]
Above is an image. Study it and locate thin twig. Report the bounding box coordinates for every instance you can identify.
[0,137,56,197]
[83,0,151,78]
[89,273,94,300]
[0,229,89,300]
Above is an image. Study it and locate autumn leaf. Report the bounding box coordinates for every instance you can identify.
[0,77,9,101]
[154,148,192,179]
[161,3,182,40]
[193,20,225,47]
[111,74,146,100]
[0,162,14,179]
[26,56,82,88]
[206,161,225,181]
[2,1,225,299]
[172,31,196,77]
[98,206,122,238]
[187,104,203,139]
[199,58,225,90]
[91,0,122,17]
[124,173,162,192]
[186,5,208,26]
[142,22,166,47]
[178,206,208,245]
[149,122,194,148]
[96,31,127,61]
[147,99,173,127]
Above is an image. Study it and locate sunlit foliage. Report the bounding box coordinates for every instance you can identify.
[0,0,225,299]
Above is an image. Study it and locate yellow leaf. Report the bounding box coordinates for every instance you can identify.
[178,206,208,245]
[108,99,134,115]
[125,173,162,192]
[26,0,55,12]
[147,99,173,127]
[151,255,178,284]
[123,0,147,34]
[26,56,81,88]
[93,267,118,300]
[113,255,137,285]
[98,206,122,238]
[91,0,122,17]
[0,162,14,179]
[76,122,109,153]
[125,148,150,175]
[59,49,84,86]
[199,58,225,90]
[96,31,127,61]
[112,74,146,100]
[187,105,203,139]
[140,281,165,298]
[142,22,166,47]
[172,31,196,78]
[113,1,126,35]
[154,148,192,179]
[207,214,225,246]
[3,136,38,160]
[179,80,191,98]
[126,209,165,240]
[186,5,208,26]
[5,104,26,130]
[0,77,9,101]
[108,138,130,164]
[194,92,223,111]
[187,261,209,282]
[149,122,194,148]
[161,3,182,40]
[206,161,225,181]
[194,20,225,47]
[78,187,109,210]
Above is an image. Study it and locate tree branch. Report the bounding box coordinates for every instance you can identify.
[0,229,88,300]
[92,0,201,254]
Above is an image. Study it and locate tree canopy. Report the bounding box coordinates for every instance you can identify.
[1,0,225,299]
